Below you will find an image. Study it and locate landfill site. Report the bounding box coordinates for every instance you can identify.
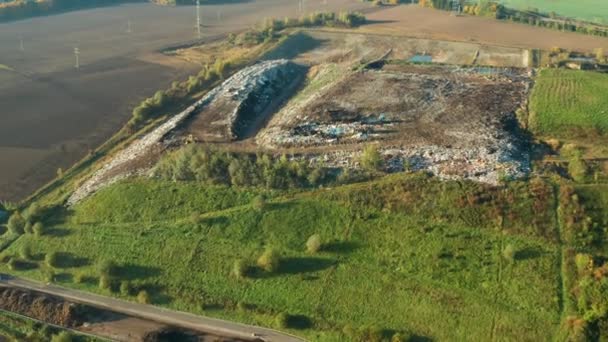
[68,29,535,204]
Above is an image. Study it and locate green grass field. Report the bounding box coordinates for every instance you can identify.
[529,69,608,138]
[498,0,608,24]
[0,175,563,341]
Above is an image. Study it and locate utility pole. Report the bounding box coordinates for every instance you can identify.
[19,36,24,52]
[74,47,80,70]
[217,9,222,23]
[196,0,201,39]
[127,19,132,33]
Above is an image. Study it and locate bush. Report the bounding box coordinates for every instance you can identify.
[575,253,592,274]
[252,195,266,211]
[360,144,383,172]
[502,244,516,263]
[24,221,33,234]
[275,312,289,328]
[306,234,322,254]
[19,244,32,260]
[7,211,25,235]
[24,202,42,222]
[99,275,111,290]
[45,252,58,268]
[120,281,131,296]
[257,248,280,272]
[33,222,44,237]
[44,270,55,283]
[50,331,74,342]
[7,258,17,271]
[137,290,151,304]
[190,211,202,225]
[97,259,117,278]
[74,273,85,284]
[232,259,248,279]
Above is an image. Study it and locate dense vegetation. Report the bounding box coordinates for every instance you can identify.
[152,145,340,190]
[529,69,608,138]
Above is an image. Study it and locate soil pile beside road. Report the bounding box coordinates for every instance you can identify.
[0,286,83,327]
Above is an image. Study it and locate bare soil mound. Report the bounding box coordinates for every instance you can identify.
[0,286,84,327]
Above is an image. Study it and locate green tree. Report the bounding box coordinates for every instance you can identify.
[257,248,280,272]
[360,144,383,172]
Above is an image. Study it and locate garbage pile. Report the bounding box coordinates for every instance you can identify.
[185,59,304,141]
[67,60,300,205]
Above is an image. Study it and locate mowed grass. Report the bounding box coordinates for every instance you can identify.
[497,0,608,24]
[529,69,608,138]
[0,175,562,340]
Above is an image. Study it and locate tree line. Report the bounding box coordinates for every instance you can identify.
[152,145,334,189]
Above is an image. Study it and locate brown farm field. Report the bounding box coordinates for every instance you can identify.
[0,0,370,202]
[363,5,608,53]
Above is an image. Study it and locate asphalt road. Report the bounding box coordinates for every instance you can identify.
[0,276,305,342]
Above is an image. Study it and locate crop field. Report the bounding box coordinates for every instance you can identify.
[0,175,562,341]
[529,69,608,138]
[497,0,608,24]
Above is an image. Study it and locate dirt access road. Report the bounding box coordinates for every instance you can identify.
[0,276,304,342]
[0,0,370,203]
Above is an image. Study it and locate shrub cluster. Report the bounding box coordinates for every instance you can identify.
[128,59,230,130]
[152,145,331,189]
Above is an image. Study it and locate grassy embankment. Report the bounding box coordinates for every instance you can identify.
[0,174,563,341]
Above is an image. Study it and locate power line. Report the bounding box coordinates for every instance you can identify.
[74,47,80,69]
[196,0,201,39]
